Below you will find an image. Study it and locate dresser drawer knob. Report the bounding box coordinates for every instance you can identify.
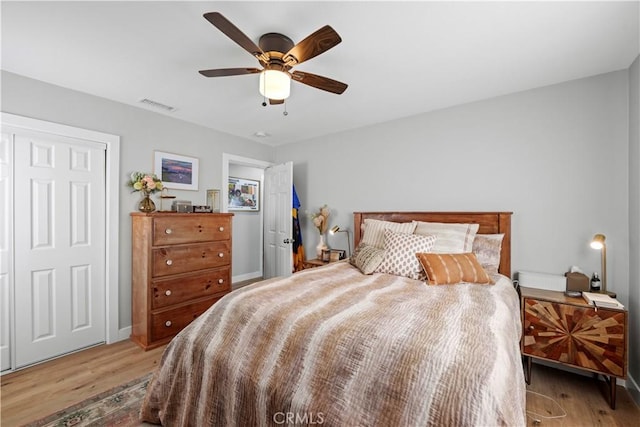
[165,320,172,327]
[218,278,224,284]
[165,228,172,234]
[219,226,224,232]
[166,259,173,266]
[218,253,224,258]
[529,325,535,330]
[165,290,172,296]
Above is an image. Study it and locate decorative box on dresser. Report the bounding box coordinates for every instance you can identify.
[520,286,627,409]
[130,212,233,350]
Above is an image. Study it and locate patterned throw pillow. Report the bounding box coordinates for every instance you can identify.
[350,244,385,275]
[472,234,504,274]
[376,230,436,280]
[360,219,417,249]
[416,253,493,285]
[413,221,479,253]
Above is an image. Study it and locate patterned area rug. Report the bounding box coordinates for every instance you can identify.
[26,373,153,427]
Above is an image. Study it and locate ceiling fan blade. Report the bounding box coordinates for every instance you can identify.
[269,99,285,105]
[291,71,348,94]
[199,68,262,77]
[204,12,264,59]
[283,25,342,66]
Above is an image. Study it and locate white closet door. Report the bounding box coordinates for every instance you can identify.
[263,161,293,279]
[0,133,13,371]
[13,132,106,368]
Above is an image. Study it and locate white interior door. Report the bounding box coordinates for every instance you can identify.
[13,131,106,368]
[0,133,13,371]
[263,162,293,279]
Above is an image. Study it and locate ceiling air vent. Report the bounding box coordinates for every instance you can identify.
[138,98,176,113]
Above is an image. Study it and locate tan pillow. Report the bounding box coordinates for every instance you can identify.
[350,244,385,275]
[360,219,417,249]
[416,253,493,285]
[472,234,504,274]
[413,221,479,253]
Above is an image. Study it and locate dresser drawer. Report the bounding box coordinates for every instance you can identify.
[150,297,221,342]
[153,215,231,246]
[522,298,626,377]
[152,241,231,277]
[152,267,231,309]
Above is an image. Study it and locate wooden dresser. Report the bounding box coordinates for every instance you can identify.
[130,212,233,350]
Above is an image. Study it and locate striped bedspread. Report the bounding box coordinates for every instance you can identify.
[140,261,526,426]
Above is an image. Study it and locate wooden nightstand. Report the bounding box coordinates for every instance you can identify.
[301,258,331,270]
[520,287,627,409]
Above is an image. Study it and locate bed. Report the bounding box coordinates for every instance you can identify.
[140,211,526,426]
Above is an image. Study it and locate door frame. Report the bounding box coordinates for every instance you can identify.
[1,113,121,352]
[222,153,273,283]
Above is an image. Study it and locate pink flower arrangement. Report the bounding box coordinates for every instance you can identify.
[127,172,163,194]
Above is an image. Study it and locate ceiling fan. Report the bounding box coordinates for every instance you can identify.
[198,12,348,105]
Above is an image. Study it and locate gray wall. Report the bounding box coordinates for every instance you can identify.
[276,70,635,387]
[1,70,273,328]
[229,164,263,281]
[3,65,638,395]
[629,54,640,400]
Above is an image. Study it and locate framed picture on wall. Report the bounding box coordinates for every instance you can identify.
[228,177,259,211]
[154,151,199,191]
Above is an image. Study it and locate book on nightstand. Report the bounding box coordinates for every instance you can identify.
[582,291,624,309]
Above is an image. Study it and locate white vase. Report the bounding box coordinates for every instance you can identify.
[316,234,328,258]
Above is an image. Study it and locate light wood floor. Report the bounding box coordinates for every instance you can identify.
[1,340,166,426]
[2,341,639,426]
[525,363,639,426]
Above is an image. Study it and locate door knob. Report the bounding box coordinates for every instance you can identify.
[283,238,296,244]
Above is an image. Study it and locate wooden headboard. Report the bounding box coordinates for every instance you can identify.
[353,212,512,277]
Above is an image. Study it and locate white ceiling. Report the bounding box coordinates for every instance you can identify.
[2,1,639,146]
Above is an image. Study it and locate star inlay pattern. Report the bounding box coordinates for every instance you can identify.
[523,298,626,377]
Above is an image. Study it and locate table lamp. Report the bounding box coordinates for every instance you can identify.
[590,233,607,293]
[330,225,351,257]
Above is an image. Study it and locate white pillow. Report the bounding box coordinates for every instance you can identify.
[360,219,417,249]
[413,221,479,253]
[376,229,436,280]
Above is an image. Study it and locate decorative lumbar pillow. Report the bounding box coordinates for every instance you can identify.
[472,234,504,275]
[360,219,417,249]
[376,229,436,280]
[413,221,479,253]
[416,252,494,285]
[350,243,386,275]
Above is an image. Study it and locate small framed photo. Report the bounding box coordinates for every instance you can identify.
[330,249,346,261]
[154,151,199,191]
[228,177,259,211]
[321,249,331,262]
[206,189,221,212]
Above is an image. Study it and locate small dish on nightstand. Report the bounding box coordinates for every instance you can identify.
[564,290,582,297]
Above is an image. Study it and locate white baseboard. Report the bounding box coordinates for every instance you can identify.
[232,271,262,285]
[627,372,640,406]
[116,326,131,343]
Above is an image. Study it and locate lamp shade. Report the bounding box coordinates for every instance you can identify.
[590,233,606,249]
[259,70,290,100]
[330,225,340,234]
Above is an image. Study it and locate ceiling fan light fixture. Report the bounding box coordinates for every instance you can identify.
[259,70,290,100]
